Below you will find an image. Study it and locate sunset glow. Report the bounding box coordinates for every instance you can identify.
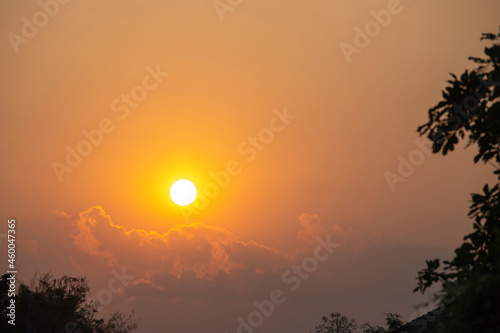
[1,1,500,332]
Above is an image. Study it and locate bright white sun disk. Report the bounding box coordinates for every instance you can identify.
[170,179,197,206]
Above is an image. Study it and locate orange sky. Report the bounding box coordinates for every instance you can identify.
[1,1,499,332]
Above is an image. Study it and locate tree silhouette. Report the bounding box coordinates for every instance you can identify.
[312,312,358,333]
[414,27,500,332]
[361,313,403,333]
[311,312,402,333]
[0,272,139,333]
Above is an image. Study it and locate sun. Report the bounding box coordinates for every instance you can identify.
[170,179,197,206]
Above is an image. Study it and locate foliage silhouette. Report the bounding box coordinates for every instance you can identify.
[414,27,500,332]
[0,272,139,333]
[361,313,403,333]
[311,312,358,333]
[311,312,402,333]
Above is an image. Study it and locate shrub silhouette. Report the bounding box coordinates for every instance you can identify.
[0,272,139,333]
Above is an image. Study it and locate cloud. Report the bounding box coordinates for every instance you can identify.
[51,206,442,333]
[60,206,398,307]
[297,213,328,244]
[70,206,117,266]
[63,206,309,284]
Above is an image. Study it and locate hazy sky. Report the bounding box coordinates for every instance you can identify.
[1,0,499,332]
